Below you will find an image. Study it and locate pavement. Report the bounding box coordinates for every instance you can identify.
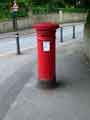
[0,36,90,120]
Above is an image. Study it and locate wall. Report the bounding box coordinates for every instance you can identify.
[60,12,87,23]
[0,12,87,33]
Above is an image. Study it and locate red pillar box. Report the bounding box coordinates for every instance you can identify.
[33,22,59,86]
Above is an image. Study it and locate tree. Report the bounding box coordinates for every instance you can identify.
[80,0,90,8]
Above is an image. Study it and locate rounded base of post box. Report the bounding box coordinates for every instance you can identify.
[38,79,56,88]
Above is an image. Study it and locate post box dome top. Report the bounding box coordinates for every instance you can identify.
[33,22,59,31]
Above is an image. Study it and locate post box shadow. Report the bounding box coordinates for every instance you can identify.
[56,75,72,88]
[36,78,72,90]
[37,82,58,90]
[56,80,72,89]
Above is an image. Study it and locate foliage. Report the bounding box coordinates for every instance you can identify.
[0,0,31,20]
[80,0,90,8]
[32,7,87,14]
[32,0,65,8]
[0,0,89,20]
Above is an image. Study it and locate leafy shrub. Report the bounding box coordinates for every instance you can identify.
[32,7,87,14]
[17,8,28,17]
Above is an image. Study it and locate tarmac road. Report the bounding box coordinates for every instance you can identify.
[0,22,86,120]
[0,23,84,56]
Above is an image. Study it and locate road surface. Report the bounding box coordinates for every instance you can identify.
[0,23,84,56]
[0,22,87,120]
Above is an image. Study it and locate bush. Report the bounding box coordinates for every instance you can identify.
[0,3,10,20]
[0,2,28,20]
[32,7,87,15]
[17,8,28,17]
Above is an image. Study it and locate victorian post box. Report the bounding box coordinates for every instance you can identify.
[33,22,59,86]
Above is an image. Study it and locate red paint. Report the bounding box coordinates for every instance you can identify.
[33,22,59,81]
